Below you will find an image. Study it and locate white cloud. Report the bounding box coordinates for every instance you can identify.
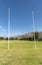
[14,32,21,36]
[9,32,21,37]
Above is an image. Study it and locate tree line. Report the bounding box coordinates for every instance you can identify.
[0,32,42,41]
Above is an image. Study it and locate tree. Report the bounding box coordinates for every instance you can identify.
[0,37,4,40]
[33,32,39,41]
[35,32,39,40]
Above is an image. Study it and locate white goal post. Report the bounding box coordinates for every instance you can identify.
[8,8,10,50]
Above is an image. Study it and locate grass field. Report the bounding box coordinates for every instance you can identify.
[0,40,42,65]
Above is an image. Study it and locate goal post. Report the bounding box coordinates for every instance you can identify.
[8,8,10,50]
[32,11,36,48]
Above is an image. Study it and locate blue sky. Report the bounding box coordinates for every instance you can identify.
[0,0,42,37]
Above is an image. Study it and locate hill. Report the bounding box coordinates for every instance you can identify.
[15,32,42,40]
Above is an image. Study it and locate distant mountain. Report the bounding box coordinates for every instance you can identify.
[39,32,42,38]
[15,32,42,39]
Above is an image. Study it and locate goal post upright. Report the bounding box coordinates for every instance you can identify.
[32,11,36,48]
[8,8,10,50]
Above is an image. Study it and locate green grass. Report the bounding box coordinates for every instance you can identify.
[0,40,42,65]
